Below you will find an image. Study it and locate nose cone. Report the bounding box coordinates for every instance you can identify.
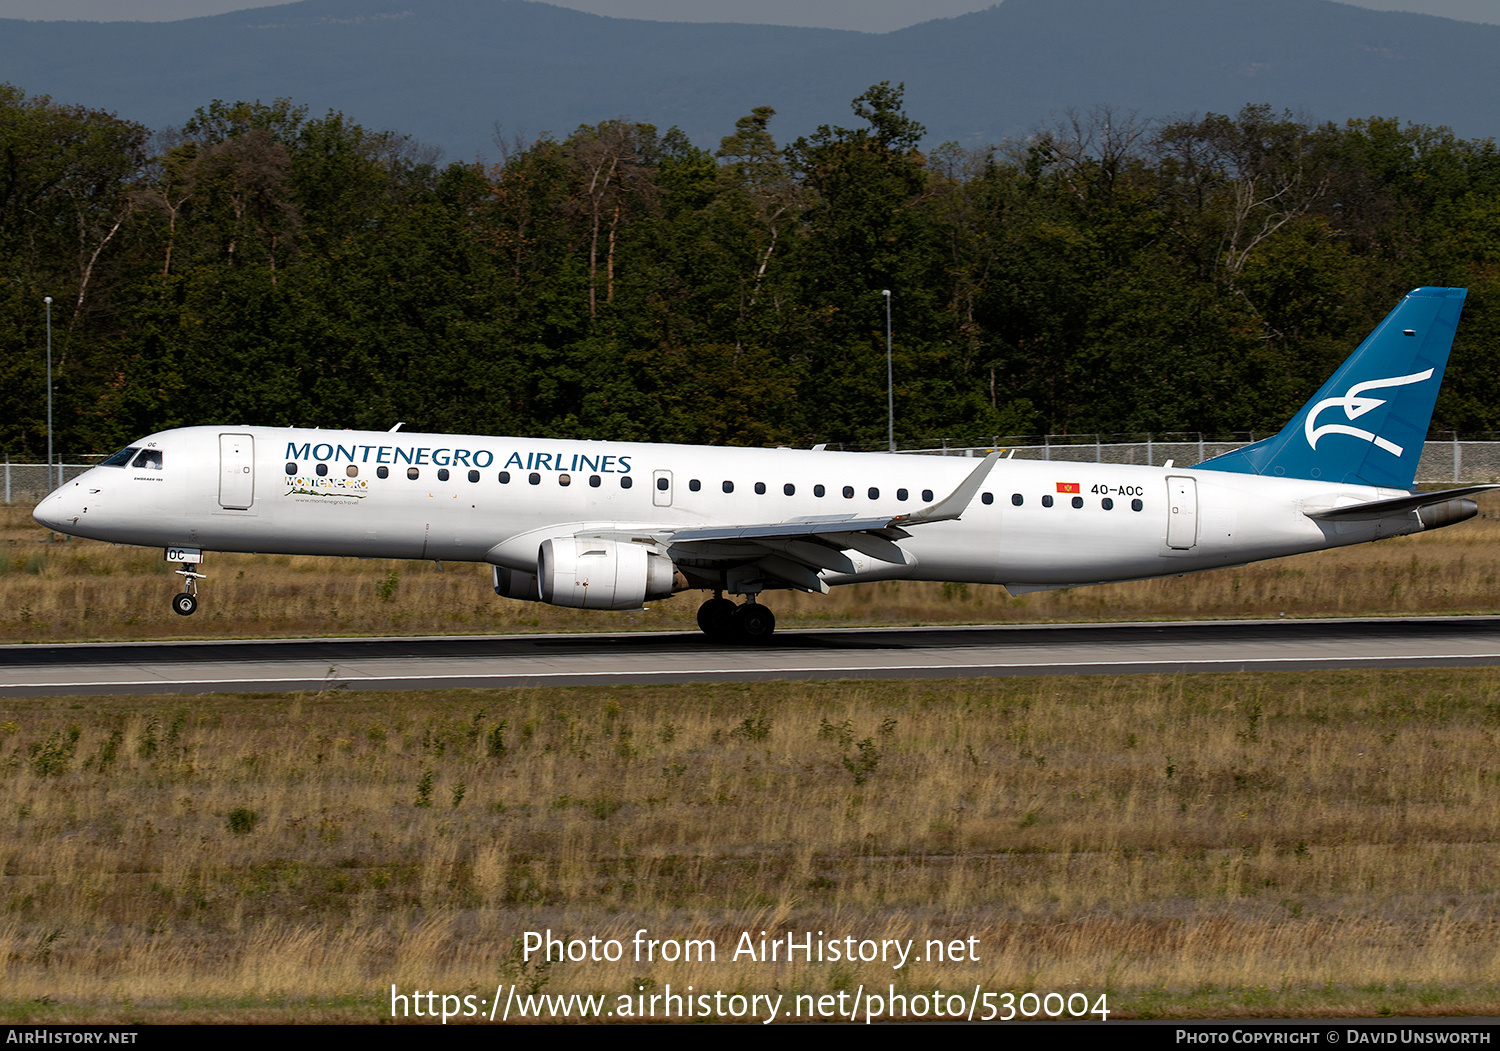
[33,485,76,532]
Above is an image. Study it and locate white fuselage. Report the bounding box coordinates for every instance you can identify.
[33,425,1417,594]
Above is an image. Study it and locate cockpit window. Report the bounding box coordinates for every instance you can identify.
[101,446,138,467]
[131,449,163,470]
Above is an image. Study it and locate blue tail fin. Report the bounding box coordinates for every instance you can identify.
[1196,287,1466,489]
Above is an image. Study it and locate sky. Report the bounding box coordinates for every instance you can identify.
[1,0,1498,32]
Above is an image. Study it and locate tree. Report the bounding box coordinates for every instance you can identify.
[0,84,148,456]
[564,120,658,318]
[714,107,804,327]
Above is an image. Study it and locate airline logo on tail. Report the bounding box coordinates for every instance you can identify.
[1303,369,1434,457]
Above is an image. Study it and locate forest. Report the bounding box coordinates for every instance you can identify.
[3,80,1500,459]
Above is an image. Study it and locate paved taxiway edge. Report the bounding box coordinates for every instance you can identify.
[6,644,1500,697]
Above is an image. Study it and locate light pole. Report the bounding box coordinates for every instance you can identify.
[44,296,53,490]
[882,289,894,453]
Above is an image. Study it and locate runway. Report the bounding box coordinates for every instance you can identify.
[4,616,1500,696]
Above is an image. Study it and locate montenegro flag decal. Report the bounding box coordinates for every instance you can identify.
[1056,482,1081,494]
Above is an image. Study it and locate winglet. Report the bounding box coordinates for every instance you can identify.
[894,452,1002,526]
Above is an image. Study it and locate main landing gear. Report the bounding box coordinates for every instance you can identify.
[696,592,776,642]
[172,561,205,616]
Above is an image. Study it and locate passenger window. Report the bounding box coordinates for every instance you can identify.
[814,485,825,497]
[868,487,879,500]
[842,486,854,499]
[529,473,541,485]
[723,480,734,493]
[897,488,908,501]
[1042,494,1054,507]
[285,462,297,476]
[131,449,163,470]
[1071,496,1084,509]
[499,470,511,484]
[1011,493,1023,506]
[437,468,450,481]
[346,465,359,478]
[621,476,633,489]
[656,477,668,491]
[589,475,601,488]
[755,482,766,495]
[689,479,701,492]
[408,467,420,480]
[922,489,933,502]
[559,473,571,487]
[784,483,795,496]
[1131,498,1143,512]
[981,492,993,505]
[102,447,138,468]
[468,469,480,483]
[1102,497,1114,510]
[377,466,389,479]
[316,463,328,477]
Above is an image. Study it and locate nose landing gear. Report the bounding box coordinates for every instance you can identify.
[172,562,205,616]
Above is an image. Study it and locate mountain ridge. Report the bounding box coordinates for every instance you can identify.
[2,0,1496,158]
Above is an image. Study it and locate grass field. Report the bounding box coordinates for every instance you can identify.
[5,496,1500,644]
[2,671,1498,1023]
[4,500,1499,1022]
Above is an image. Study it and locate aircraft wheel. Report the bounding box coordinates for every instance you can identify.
[696,597,736,637]
[172,592,197,617]
[732,602,776,641]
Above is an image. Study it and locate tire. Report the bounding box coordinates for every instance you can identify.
[696,597,737,637]
[732,602,775,641]
[172,592,197,616]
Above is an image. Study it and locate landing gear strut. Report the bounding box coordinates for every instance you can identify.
[172,562,204,616]
[696,592,776,642]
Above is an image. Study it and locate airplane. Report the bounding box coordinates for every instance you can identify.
[33,286,1494,641]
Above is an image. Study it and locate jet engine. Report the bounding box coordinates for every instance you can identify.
[536,537,682,610]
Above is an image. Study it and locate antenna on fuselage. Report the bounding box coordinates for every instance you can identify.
[389,422,405,432]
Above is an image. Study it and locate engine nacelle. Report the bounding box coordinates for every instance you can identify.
[537,538,681,610]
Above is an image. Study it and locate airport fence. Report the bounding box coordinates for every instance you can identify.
[2,462,97,505]
[882,432,1500,485]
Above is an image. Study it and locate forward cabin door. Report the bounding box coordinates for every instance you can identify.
[219,433,255,510]
[1166,475,1198,550]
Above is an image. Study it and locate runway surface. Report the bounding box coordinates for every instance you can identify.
[3,616,1500,696]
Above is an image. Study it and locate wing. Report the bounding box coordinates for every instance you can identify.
[580,452,1001,593]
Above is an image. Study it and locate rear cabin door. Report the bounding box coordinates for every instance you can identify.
[219,433,255,510]
[1165,475,1198,550]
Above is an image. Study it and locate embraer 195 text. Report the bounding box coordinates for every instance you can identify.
[34,287,1494,640]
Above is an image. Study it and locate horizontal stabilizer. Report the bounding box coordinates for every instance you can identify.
[1303,484,1499,522]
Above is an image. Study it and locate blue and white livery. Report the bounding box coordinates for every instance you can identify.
[34,288,1492,639]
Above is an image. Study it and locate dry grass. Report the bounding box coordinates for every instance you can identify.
[7,497,1500,643]
[2,671,1498,1021]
